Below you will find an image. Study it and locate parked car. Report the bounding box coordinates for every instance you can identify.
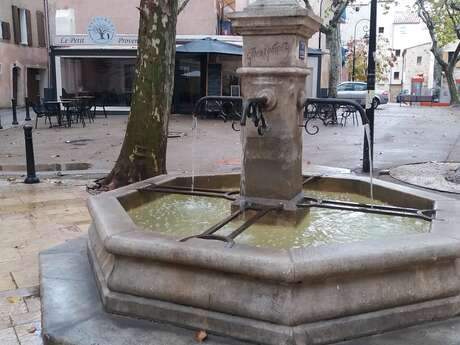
[337,82,389,109]
[396,89,410,103]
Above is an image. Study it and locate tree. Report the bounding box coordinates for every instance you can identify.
[345,35,395,82]
[415,0,460,106]
[102,0,179,189]
[304,0,354,97]
[321,0,352,97]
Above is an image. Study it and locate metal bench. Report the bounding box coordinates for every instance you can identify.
[400,95,435,106]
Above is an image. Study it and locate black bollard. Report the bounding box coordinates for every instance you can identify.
[23,124,40,184]
[11,99,19,125]
[25,97,31,121]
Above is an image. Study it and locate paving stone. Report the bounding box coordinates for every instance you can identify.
[15,321,42,345]
[14,321,40,337]
[11,310,41,326]
[0,327,20,345]
[0,273,17,292]
[0,297,28,318]
[24,297,41,313]
[10,270,39,289]
[0,316,12,330]
[0,257,39,276]
[0,198,23,207]
[0,249,21,264]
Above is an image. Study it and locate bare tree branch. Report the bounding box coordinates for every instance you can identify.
[415,0,449,69]
[303,0,313,11]
[178,0,191,14]
[320,0,352,34]
[451,1,460,11]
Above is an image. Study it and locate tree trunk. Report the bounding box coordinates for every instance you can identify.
[432,58,442,100]
[103,0,178,189]
[446,65,460,106]
[326,25,341,98]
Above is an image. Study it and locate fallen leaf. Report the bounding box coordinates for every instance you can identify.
[6,296,22,304]
[195,330,207,343]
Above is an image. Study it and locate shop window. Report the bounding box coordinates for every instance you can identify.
[394,72,400,80]
[56,9,75,35]
[60,57,137,107]
[378,27,384,34]
[417,56,422,65]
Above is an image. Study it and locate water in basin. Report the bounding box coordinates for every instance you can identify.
[127,190,430,249]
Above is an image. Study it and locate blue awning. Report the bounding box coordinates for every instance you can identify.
[176,38,242,55]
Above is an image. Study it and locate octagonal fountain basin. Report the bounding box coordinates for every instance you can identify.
[88,173,460,345]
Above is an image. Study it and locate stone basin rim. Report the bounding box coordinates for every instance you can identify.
[87,173,460,284]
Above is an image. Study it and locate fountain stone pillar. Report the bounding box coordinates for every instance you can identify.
[230,0,321,210]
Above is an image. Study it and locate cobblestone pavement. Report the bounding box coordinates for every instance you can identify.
[0,179,91,345]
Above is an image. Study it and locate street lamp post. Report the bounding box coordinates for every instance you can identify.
[352,18,370,81]
[362,0,377,173]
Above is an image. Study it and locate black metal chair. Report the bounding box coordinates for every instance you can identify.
[76,99,93,125]
[338,105,359,127]
[31,101,47,129]
[93,94,108,118]
[43,102,62,127]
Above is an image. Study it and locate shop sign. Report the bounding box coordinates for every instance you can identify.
[55,34,138,46]
[87,16,116,44]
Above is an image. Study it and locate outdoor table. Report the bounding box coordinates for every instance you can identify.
[44,100,73,127]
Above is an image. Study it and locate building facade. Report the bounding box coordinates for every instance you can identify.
[46,0,325,113]
[401,41,460,104]
[342,0,431,101]
[47,0,245,113]
[0,0,48,108]
[401,43,434,96]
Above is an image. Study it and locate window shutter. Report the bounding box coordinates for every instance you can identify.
[25,9,32,46]
[11,5,20,44]
[36,11,45,47]
[1,22,11,40]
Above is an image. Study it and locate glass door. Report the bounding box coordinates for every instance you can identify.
[173,55,203,114]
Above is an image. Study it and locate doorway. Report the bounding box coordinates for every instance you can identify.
[12,66,20,101]
[27,68,41,103]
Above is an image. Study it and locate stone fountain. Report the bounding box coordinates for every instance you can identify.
[41,1,460,345]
